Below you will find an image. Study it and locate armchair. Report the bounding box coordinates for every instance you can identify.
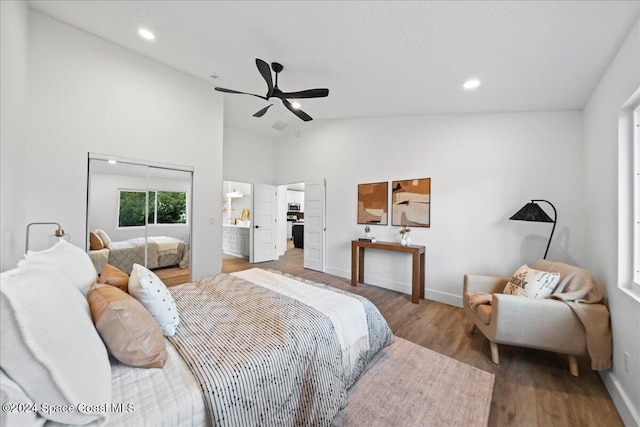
[463,260,610,377]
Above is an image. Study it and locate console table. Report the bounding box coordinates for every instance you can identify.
[351,240,425,304]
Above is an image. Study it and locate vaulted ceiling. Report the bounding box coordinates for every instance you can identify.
[29,1,640,139]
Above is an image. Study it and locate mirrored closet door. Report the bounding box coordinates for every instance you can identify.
[87,154,193,285]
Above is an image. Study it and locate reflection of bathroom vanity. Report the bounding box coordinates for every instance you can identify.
[223,224,250,258]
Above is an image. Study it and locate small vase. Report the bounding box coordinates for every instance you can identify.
[365,232,371,239]
[400,236,407,246]
[405,235,411,245]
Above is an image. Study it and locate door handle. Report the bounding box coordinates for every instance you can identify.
[255,225,260,228]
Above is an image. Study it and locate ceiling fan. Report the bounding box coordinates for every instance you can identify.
[214,59,329,122]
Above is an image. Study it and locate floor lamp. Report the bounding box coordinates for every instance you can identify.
[509,200,557,260]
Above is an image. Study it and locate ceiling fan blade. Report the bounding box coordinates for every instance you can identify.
[214,87,267,100]
[281,88,329,99]
[255,59,274,97]
[253,104,273,118]
[283,98,313,121]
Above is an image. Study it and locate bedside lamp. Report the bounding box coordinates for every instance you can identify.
[509,200,557,259]
[25,222,69,253]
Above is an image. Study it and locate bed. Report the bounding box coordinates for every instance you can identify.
[0,240,393,427]
[89,235,190,275]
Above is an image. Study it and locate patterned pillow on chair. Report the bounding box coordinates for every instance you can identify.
[503,264,560,298]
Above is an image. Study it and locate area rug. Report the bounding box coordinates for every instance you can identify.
[333,337,494,426]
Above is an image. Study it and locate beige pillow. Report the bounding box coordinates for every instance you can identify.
[88,282,167,368]
[503,264,560,298]
[95,229,111,249]
[89,232,104,250]
[98,264,129,293]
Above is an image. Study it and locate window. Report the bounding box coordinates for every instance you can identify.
[634,103,639,288]
[118,190,187,227]
[618,88,640,301]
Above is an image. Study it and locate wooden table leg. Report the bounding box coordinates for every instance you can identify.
[358,247,365,283]
[351,242,357,286]
[411,251,420,304]
[420,252,425,299]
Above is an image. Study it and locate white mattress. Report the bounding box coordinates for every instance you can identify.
[105,339,206,427]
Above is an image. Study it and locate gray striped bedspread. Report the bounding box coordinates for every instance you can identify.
[167,271,393,427]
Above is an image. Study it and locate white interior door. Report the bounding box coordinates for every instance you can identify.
[253,184,277,263]
[304,179,325,271]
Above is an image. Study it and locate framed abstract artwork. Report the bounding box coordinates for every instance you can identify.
[357,182,388,225]
[391,178,431,227]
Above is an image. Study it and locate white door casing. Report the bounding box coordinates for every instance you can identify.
[304,179,325,271]
[253,184,277,263]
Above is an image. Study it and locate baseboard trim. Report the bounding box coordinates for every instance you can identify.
[600,370,640,427]
[325,265,462,307]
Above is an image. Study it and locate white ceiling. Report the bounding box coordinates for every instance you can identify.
[29,1,640,140]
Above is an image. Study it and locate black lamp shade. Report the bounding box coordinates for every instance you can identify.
[509,199,557,260]
[509,202,554,223]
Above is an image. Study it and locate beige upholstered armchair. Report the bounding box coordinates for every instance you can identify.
[463,260,611,376]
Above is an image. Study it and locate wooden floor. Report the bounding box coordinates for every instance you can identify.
[154,266,190,287]
[222,242,622,427]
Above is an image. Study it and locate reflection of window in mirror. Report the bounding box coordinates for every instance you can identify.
[87,154,193,287]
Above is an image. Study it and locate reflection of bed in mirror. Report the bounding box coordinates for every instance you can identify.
[87,154,194,280]
[89,235,189,275]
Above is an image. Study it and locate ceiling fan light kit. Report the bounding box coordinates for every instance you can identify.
[215,58,329,121]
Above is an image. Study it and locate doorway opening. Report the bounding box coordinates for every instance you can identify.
[222,180,252,268]
[280,182,305,263]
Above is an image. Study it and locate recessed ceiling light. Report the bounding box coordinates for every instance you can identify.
[108,159,117,165]
[138,28,155,41]
[292,102,301,109]
[463,79,481,90]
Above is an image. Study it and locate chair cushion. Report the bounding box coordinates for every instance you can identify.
[503,264,560,298]
[476,304,492,325]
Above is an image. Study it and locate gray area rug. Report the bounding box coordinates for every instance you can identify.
[333,337,494,427]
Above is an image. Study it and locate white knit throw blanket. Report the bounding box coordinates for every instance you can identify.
[232,268,371,377]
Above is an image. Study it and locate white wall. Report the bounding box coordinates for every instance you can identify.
[0,1,29,271]
[583,18,640,426]
[24,11,223,279]
[89,173,191,242]
[223,126,274,184]
[274,112,585,304]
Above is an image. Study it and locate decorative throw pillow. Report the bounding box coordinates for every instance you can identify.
[95,229,111,249]
[503,264,561,298]
[89,231,104,250]
[0,263,111,425]
[88,282,167,368]
[128,263,180,336]
[98,264,129,293]
[20,239,97,296]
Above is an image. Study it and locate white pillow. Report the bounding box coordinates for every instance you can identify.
[128,263,180,336]
[95,229,112,249]
[503,264,561,298]
[20,239,97,296]
[0,264,111,425]
[1,369,46,427]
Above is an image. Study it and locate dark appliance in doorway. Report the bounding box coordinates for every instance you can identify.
[288,203,301,212]
[292,223,304,249]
